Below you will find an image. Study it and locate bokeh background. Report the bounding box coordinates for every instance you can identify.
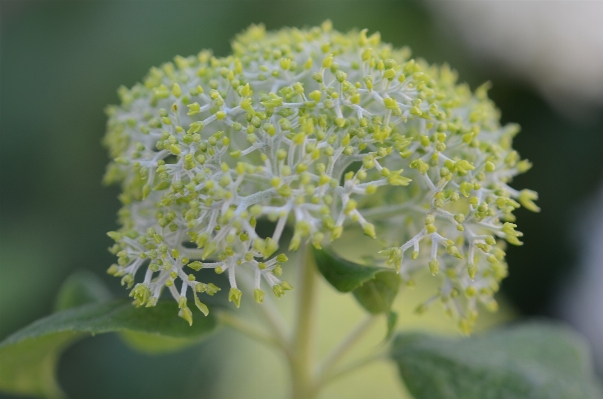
[1,1,602,398]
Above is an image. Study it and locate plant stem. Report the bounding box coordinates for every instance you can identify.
[320,352,386,386]
[254,289,290,348]
[238,270,290,352]
[289,244,319,399]
[219,247,386,399]
[216,311,283,350]
[315,314,377,379]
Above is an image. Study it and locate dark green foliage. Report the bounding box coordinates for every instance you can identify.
[314,248,400,314]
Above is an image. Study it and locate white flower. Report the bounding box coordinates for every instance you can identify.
[104,22,537,330]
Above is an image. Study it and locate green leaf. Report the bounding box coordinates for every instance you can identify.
[0,271,218,399]
[3,300,217,344]
[0,333,76,399]
[314,247,384,292]
[314,248,400,314]
[352,270,401,314]
[390,321,603,399]
[53,270,112,311]
[120,330,204,354]
[0,270,114,399]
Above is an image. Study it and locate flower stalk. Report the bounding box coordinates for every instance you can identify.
[219,248,382,399]
[289,244,319,399]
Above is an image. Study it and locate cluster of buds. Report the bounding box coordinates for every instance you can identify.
[103,22,537,329]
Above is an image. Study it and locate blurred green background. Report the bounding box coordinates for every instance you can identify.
[1,1,602,398]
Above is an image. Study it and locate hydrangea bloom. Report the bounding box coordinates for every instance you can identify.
[103,22,538,330]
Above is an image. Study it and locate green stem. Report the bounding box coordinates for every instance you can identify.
[254,291,290,348]
[320,352,386,386]
[238,270,290,353]
[315,314,377,379]
[216,311,283,350]
[289,244,319,399]
[220,248,385,399]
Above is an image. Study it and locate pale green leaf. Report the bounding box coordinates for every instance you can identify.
[390,321,603,399]
[120,331,205,354]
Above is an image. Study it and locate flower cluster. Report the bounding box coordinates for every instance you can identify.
[103,22,537,330]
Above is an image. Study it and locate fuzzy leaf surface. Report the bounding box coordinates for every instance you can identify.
[390,321,603,399]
